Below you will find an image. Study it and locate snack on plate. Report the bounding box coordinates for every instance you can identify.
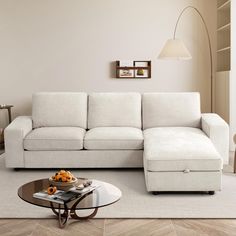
[51,170,76,183]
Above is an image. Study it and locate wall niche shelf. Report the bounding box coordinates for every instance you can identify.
[116,60,151,79]
[215,0,236,152]
[217,0,231,71]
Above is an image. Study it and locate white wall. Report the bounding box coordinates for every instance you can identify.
[0,0,217,127]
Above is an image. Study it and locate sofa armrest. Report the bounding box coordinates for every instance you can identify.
[4,116,32,168]
[201,113,229,164]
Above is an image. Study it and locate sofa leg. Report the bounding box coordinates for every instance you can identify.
[152,191,159,195]
[208,191,215,195]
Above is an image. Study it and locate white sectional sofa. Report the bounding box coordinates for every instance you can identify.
[4,92,229,194]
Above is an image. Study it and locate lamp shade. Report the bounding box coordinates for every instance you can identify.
[158,39,192,60]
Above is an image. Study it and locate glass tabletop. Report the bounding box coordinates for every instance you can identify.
[18,178,122,210]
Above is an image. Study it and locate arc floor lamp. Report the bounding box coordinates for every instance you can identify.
[158,6,213,112]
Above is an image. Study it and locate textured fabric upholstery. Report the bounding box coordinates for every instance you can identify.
[24,127,85,151]
[4,116,32,167]
[24,150,143,168]
[144,170,221,192]
[144,127,222,171]
[88,93,141,129]
[3,90,229,188]
[142,93,201,129]
[32,92,87,129]
[84,127,143,150]
[201,113,229,164]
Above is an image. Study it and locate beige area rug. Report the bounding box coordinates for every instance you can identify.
[1,154,236,218]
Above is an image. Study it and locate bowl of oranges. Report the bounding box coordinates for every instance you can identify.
[49,170,78,190]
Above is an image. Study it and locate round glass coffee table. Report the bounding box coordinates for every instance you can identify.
[18,178,122,228]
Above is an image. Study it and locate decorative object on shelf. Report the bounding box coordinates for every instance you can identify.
[134,61,149,78]
[0,104,13,149]
[158,6,213,112]
[119,69,134,78]
[116,60,151,79]
[137,69,144,76]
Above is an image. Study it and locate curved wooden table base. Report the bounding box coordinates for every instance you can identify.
[70,208,98,220]
[50,203,69,228]
[58,204,69,228]
[50,193,98,228]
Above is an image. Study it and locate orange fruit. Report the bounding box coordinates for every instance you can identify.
[67,176,72,182]
[61,176,67,182]
[47,186,57,195]
[56,174,63,182]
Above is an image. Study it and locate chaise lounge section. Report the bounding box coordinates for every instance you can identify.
[142,93,228,193]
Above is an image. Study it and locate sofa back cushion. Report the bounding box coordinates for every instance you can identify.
[88,93,141,129]
[32,92,87,129]
[142,92,201,129]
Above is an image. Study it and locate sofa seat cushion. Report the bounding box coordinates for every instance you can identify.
[84,127,143,150]
[24,127,85,151]
[144,127,222,172]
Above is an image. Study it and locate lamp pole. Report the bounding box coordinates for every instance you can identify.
[173,6,213,113]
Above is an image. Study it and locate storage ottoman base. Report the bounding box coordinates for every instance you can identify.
[144,170,222,192]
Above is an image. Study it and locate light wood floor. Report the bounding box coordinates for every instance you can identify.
[1,219,236,236]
